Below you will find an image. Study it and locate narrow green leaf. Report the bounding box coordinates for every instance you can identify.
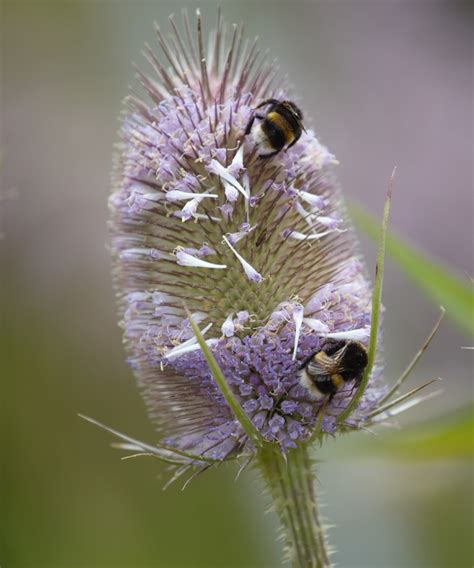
[338,169,394,424]
[185,307,263,446]
[349,202,474,336]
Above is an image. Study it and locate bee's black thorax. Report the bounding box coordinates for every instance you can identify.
[261,115,291,151]
[314,375,339,395]
[270,103,302,132]
[299,340,368,399]
[339,341,368,381]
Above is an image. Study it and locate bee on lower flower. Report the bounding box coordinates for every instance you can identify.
[299,340,368,400]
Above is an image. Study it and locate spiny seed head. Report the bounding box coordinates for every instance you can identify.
[109,11,386,460]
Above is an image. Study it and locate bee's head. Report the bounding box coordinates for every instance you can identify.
[341,341,369,376]
[282,100,304,124]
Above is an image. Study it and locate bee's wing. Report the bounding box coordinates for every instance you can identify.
[307,352,338,376]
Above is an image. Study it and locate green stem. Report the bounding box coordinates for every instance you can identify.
[256,443,332,568]
[185,305,263,445]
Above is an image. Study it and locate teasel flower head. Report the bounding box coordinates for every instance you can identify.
[103,10,442,479]
[106,10,391,466]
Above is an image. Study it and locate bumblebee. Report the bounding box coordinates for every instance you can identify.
[244,98,305,159]
[299,340,368,400]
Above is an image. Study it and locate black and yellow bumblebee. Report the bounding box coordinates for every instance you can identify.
[244,98,305,159]
[299,340,368,400]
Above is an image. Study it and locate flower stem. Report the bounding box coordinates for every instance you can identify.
[256,443,332,568]
[186,305,263,445]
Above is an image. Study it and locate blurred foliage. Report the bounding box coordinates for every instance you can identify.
[350,202,474,337]
[378,404,474,460]
[415,469,473,568]
[331,405,474,461]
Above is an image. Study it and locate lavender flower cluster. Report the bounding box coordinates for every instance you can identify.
[109,12,386,460]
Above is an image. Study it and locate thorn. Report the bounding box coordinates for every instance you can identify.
[387,165,397,199]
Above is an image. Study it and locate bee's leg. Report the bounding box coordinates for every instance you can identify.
[244,114,256,135]
[244,114,265,135]
[285,131,303,151]
[258,149,280,159]
[255,98,279,109]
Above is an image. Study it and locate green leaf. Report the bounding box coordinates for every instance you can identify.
[337,172,393,424]
[349,202,474,337]
[185,307,263,446]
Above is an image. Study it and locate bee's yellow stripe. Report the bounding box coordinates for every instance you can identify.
[331,374,344,389]
[315,351,327,363]
[267,112,295,143]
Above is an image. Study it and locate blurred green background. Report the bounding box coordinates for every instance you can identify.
[1,1,472,567]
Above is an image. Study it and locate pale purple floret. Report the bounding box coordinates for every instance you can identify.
[109,12,386,459]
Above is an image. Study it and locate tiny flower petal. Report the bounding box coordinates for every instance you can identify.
[281,400,298,414]
[322,327,370,341]
[282,229,335,241]
[166,337,219,360]
[316,215,341,229]
[180,197,203,221]
[259,394,274,411]
[224,183,239,202]
[165,323,213,358]
[175,212,221,222]
[176,248,227,269]
[228,145,245,176]
[219,203,234,222]
[166,190,218,202]
[297,190,325,209]
[226,224,257,245]
[208,159,248,199]
[269,415,285,435]
[120,247,170,261]
[293,201,315,226]
[236,311,250,324]
[222,235,263,283]
[197,245,216,257]
[243,399,258,414]
[303,317,330,333]
[292,304,304,361]
[221,313,235,337]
